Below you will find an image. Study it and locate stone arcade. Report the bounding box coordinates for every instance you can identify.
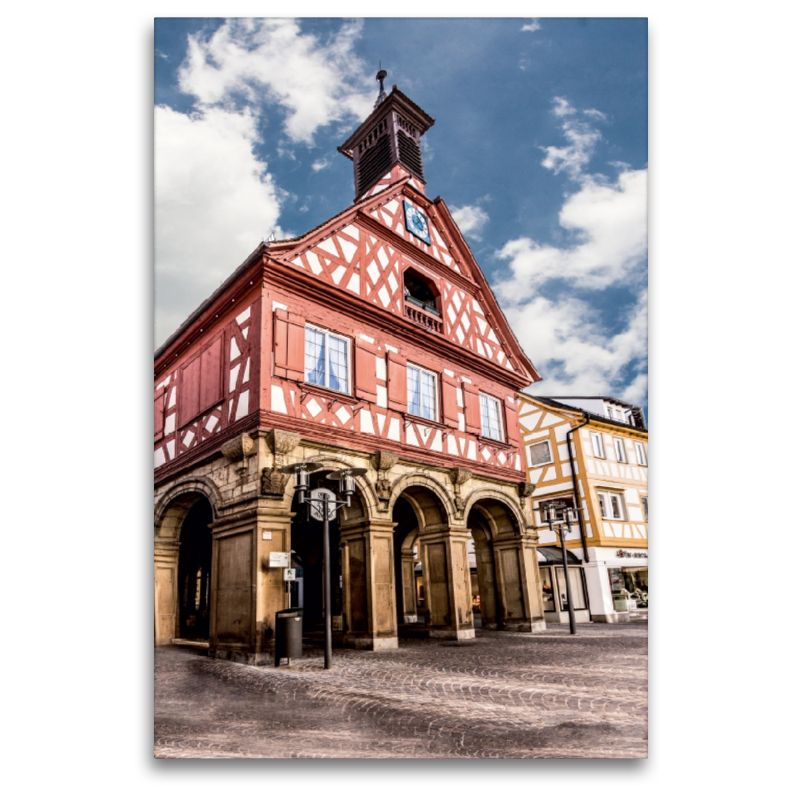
[154,79,547,663]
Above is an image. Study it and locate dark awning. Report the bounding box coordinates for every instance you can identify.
[537,546,582,565]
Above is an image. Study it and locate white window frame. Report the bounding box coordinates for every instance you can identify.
[304,324,351,394]
[479,392,504,441]
[406,363,438,422]
[635,441,647,466]
[614,437,627,463]
[591,431,605,459]
[529,440,553,467]
[597,489,626,521]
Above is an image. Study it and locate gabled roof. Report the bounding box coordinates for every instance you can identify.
[267,172,541,386]
[520,394,648,433]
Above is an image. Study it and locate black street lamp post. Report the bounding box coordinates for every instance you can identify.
[541,501,581,635]
[279,461,366,669]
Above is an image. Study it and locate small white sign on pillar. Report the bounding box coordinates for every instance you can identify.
[284,568,297,582]
[269,551,291,568]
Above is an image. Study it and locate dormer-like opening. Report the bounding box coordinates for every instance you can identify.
[403,269,439,315]
[403,268,443,334]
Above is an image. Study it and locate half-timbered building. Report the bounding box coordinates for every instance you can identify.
[518,395,648,624]
[154,82,547,663]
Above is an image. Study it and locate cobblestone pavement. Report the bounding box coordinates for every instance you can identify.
[155,621,647,759]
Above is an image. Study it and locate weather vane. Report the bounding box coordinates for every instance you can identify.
[374,61,387,108]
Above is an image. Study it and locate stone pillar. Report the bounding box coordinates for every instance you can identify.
[154,542,179,645]
[418,526,475,640]
[400,548,418,623]
[492,528,547,632]
[208,499,294,665]
[339,519,398,650]
[583,562,627,623]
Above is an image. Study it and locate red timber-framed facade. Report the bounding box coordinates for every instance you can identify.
[154,84,547,663]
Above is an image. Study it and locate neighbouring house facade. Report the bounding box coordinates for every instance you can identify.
[154,82,549,664]
[518,395,648,624]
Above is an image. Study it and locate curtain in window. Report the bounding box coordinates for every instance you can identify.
[305,328,325,386]
[328,336,348,392]
[407,367,436,420]
[480,393,502,439]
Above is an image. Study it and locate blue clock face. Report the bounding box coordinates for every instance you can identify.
[404,201,431,244]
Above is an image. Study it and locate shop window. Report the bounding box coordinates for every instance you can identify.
[635,441,648,466]
[555,567,588,611]
[529,440,553,467]
[591,432,605,459]
[304,325,350,393]
[407,364,438,421]
[479,392,504,440]
[540,568,556,612]
[614,437,627,463]
[597,490,626,521]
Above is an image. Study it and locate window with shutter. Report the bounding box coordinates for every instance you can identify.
[479,392,503,440]
[462,383,481,434]
[354,339,378,402]
[274,309,305,381]
[441,374,460,428]
[407,364,437,421]
[303,324,350,393]
[386,352,408,412]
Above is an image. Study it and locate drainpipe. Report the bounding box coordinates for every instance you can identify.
[566,413,591,563]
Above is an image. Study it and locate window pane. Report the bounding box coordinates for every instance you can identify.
[615,439,626,462]
[610,494,622,519]
[305,328,325,386]
[592,433,604,458]
[328,335,348,392]
[598,493,608,518]
[530,441,551,466]
[480,393,502,439]
[407,366,421,416]
[420,370,436,420]
[540,568,555,611]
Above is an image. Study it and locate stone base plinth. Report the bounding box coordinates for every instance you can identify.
[429,628,475,640]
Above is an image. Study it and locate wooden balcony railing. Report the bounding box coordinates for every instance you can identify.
[404,302,443,334]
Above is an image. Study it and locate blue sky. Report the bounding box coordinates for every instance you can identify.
[154,18,648,410]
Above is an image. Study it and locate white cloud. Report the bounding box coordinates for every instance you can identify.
[521,19,541,32]
[451,204,490,240]
[311,158,331,172]
[540,98,604,178]
[178,18,374,144]
[154,105,282,345]
[155,19,374,346]
[496,97,647,402]
[496,169,647,294]
[508,291,647,402]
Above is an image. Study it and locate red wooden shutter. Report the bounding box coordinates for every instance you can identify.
[354,340,378,403]
[200,336,223,411]
[386,352,408,412]
[462,383,481,435]
[441,373,460,428]
[154,387,165,440]
[179,354,202,427]
[274,309,305,381]
[503,395,521,447]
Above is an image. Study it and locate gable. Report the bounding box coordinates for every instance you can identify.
[279,181,536,380]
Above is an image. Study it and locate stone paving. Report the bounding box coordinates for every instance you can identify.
[154,621,647,759]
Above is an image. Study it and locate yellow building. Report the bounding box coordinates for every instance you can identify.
[518,395,648,623]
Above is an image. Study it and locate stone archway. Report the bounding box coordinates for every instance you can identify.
[465,493,546,633]
[389,477,474,640]
[154,485,219,645]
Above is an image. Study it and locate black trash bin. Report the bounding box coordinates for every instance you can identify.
[274,608,303,667]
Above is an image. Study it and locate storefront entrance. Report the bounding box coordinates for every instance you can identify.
[177,497,213,641]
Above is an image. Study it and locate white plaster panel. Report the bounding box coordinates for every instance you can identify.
[306,251,323,275]
[431,430,443,452]
[235,306,251,324]
[543,467,557,482]
[335,406,351,425]
[229,364,240,392]
[519,411,541,430]
[456,388,464,407]
[317,238,339,256]
[331,265,347,285]
[342,224,360,241]
[166,440,175,458]
[554,423,572,443]
[346,273,360,293]
[385,198,400,214]
[306,398,322,418]
[154,448,166,469]
[541,412,561,428]
[359,409,374,435]
[376,386,387,407]
[458,412,465,432]
[447,435,459,455]
[230,338,241,360]
[377,247,389,268]
[271,385,287,414]
[406,425,419,447]
[387,418,401,441]
[234,390,249,420]
[487,328,499,344]
[367,260,380,283]
[378,286,391,307]
[387,271,398,293]
[339,238,357,263]
[164,414,175,435]
[467,441,477,460]
[272,301,288,311]
[168,387,176,408]
[475,339,486,357]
